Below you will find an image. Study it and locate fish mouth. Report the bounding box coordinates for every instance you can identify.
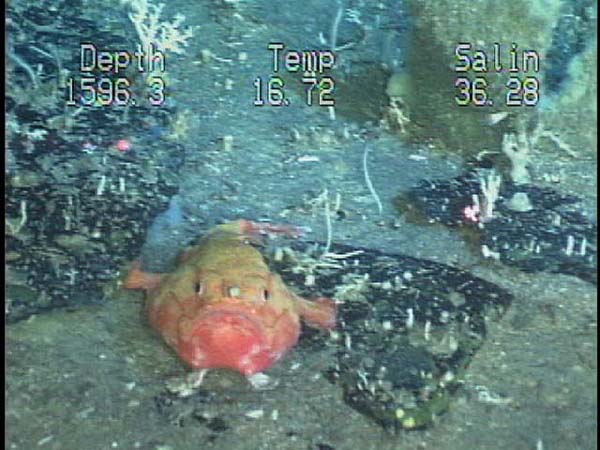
[179,308,269,373]
[195,310,265,340]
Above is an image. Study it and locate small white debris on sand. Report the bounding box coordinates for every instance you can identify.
[481,245,501,260]
[247,372,278,390]
[37,435,54,446]
[405,308,414,328]
[244,409,264,419]
[565,235,575,256]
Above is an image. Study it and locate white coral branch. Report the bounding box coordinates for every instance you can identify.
[502,131,531,184]
[6,200,27,236]
[123,0,193,55]
[479,170,501,223]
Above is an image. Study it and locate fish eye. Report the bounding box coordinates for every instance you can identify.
[194,282,203,295]
[262,290,270,302]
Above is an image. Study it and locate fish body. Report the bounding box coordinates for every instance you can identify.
[124,220,336,376]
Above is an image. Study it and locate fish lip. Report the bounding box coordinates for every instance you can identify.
[185,306,268,347]
[196,309,264,333]
[180,307,269,371]
[197,302,265,328]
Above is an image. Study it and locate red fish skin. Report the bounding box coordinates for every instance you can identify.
[124,220,336,376]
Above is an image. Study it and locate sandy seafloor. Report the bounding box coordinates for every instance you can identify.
[6,0,597,449]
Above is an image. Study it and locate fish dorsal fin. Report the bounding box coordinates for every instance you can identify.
[177,246,196,264]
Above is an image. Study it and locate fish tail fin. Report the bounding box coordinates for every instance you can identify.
[296,295,337,329]
[123,260,164,291]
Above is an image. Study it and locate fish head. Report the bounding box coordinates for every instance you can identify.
[173,272,302,376]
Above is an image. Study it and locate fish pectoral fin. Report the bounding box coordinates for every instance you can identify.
[295,295,337,330]
[123,259,165,291]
